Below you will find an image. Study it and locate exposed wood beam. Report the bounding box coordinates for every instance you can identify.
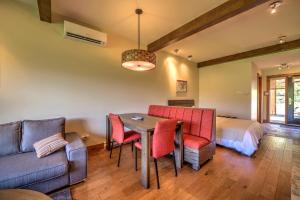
[37,0,52,23]
[147,0,270,52]
[197,39,300,67]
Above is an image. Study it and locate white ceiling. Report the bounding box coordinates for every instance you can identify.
[52,0,227,46]
[24,0,300,65]
[253,49,300,69]
[164,0,300,62]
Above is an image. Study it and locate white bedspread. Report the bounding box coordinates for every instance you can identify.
[216,117,264,156]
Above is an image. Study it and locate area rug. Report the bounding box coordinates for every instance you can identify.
[263,123,300,139]
[49,188,72,200]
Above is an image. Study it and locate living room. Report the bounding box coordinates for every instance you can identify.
[0,0,300,200]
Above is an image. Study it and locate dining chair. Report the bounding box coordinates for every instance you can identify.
[109,113,141,167]
[134,119,178,189]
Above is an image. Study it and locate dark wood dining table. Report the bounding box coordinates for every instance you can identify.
[106,113,183,189]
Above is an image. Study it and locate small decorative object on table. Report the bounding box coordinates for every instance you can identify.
[131,116,144,121]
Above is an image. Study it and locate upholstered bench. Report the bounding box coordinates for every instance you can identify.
[148,105,216,170]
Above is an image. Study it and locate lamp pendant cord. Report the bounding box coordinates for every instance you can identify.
[138,13,140,50]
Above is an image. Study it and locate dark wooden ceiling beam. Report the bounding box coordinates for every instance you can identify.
[147,0,270,52]
[197,39,300,67]
[37,0,52,23]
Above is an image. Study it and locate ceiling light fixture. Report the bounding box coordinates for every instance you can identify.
[121,9,156,71]
[187,55,193,61]
[174,49,180,54]
[278,63,289,70]
[269,1,282,14]
[278,36,286,44]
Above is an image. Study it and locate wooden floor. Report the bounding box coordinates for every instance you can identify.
[71,135,300,200]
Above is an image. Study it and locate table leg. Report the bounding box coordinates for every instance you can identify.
[175,124,183,168]
[141,131,151,188]
[106,115,112,151]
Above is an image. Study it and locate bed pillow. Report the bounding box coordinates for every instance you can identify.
[21,117,65,152]
[34,133,68,158]
[0,121,21,157]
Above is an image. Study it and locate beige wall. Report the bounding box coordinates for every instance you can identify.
[0,0,199,137]
[199,60,252,119]
[261,65,300,121]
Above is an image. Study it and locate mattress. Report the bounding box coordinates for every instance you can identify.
[216,117,264,156]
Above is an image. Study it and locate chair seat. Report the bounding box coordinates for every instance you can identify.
[183,134,210,149]
[123,130,141,143]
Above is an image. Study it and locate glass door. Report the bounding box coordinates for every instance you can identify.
[269,77,286,123]
[287,76,300,125]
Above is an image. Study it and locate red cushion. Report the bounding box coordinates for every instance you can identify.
[183,134,210,149]
[175,107,184,121]
[148,105,164,117]
[190,109,203,137]
[162,107,171,118]
[182,108,193,134]
[148,105,155,116]
[169,107,177,119]
[200,110,214,141]
[123,130,141,143]
[135,141,142,149]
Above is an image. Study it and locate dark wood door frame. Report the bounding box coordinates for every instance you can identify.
[257,74,262,123]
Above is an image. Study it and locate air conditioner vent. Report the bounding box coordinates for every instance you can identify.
[64,21,107,47]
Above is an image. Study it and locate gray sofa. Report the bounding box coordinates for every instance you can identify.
[0,117,87,193]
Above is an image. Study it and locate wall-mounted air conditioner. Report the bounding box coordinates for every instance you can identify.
[64,21,107,46]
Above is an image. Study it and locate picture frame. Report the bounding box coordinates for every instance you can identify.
[176,80,187,93]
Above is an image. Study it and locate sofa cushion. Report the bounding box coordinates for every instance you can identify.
[175,107,184,121]
[162,107,171,118]
[0,150,68,189]
[21,117,65,152]
[190,109,203,137]
[184,134,210,149]
[200,110,214,141]
[169,107,177,119]
[182,108,193,134]
[0,121,21,157]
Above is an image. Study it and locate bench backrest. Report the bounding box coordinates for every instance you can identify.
[148,105,215,141]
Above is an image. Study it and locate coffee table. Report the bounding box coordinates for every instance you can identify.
[0,189,52,200]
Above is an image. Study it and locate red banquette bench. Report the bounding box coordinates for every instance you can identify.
[148,105,216,170]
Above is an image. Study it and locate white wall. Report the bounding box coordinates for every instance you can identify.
[0,0,199,137]
[199,60,252,119]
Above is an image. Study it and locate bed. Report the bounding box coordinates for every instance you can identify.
[216,117,264,156]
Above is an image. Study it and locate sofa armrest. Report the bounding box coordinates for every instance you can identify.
[65,132,87,185]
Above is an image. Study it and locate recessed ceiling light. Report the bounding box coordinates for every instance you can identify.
[269,1,282,14]
[174,49,180,54]
[187,55,192,61]
[279,36,286,44]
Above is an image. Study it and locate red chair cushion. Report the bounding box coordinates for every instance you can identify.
[200,110,214,141]
[135,119,177,159]
[190,109,203,137]
[109,113,125,144]
[123,130,141,143]
[183,134,210,149]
